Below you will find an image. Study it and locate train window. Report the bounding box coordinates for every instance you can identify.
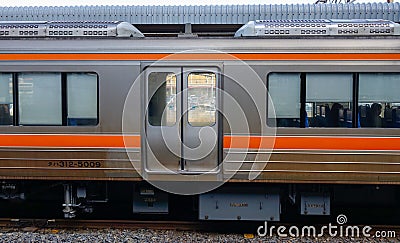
[306,73,353,128]
[18,73,62,125]
[187,73,216,127]
[67,73,98,126]
[267,73,301,127]
[148,72,177,126]
[359,73,400,128]
[0,74,13,125]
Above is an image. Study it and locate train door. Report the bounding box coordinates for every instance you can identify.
[144,67,220,174]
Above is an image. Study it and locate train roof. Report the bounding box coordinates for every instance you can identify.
[0,3,399,36]
[1,19,400,39]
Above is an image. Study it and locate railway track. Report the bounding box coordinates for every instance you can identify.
[1,218,399,233]
[0,218,229,232]
[0,218,399,242]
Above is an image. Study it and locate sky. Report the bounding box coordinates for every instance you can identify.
[0,0,387,7]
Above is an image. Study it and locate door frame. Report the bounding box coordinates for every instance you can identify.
[140,62,224,176]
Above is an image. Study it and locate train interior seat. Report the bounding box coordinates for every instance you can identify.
[384,107,393,127]
[335,107,346,127]
[393,107,400,128]
[344,108,352,128]
[304,112,309,128]
[359,105,370,127]
[276,118,300,127]
[312,105,329,127]
[67,118,98,126]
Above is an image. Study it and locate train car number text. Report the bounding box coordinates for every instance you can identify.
[47,161,103,168]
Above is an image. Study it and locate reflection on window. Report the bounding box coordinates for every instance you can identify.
[148,72,176,126]
[67,73,98,126]
[0,74,13,125]
[306,73,353,128]
[188,73,216,127]
[18,73,62,125]
[268,73,300,127]
[359,73,400,128]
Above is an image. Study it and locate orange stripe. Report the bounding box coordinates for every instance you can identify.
[0,134,398,151]
[0,134,140,148]
[1,53,400,61]
[224,136,400,151]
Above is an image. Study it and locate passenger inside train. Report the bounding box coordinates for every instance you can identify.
[367,103,383,128]
[327,103,344,127]
[0,104,11,125]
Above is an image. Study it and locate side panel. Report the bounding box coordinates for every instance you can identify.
[0,38,399,184]
[0,61,142,180]
[226,61,400,184]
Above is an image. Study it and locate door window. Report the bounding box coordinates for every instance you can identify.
[187,73,216,127]
[148,72,177,126]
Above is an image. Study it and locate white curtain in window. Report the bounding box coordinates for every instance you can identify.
[359,73,400,102]
[67,73,97,119]
[0,74,12,104]
[306,73,352,102]
[19,73,62,125]
[268,73,300,118]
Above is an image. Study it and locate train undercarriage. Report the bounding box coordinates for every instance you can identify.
[0,180,398,225]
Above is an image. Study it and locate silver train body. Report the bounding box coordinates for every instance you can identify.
[0,20,399,220]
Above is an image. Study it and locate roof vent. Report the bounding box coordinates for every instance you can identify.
[0,21,144,38]
[234,19,400,37]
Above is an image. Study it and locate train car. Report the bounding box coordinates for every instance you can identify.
[0,19,399,221]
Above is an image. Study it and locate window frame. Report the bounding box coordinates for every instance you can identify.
[18,72,63,126]
[266,71,400,129]
[147,71,178,127]
[187,72,217,127]
[0,71,99,126]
